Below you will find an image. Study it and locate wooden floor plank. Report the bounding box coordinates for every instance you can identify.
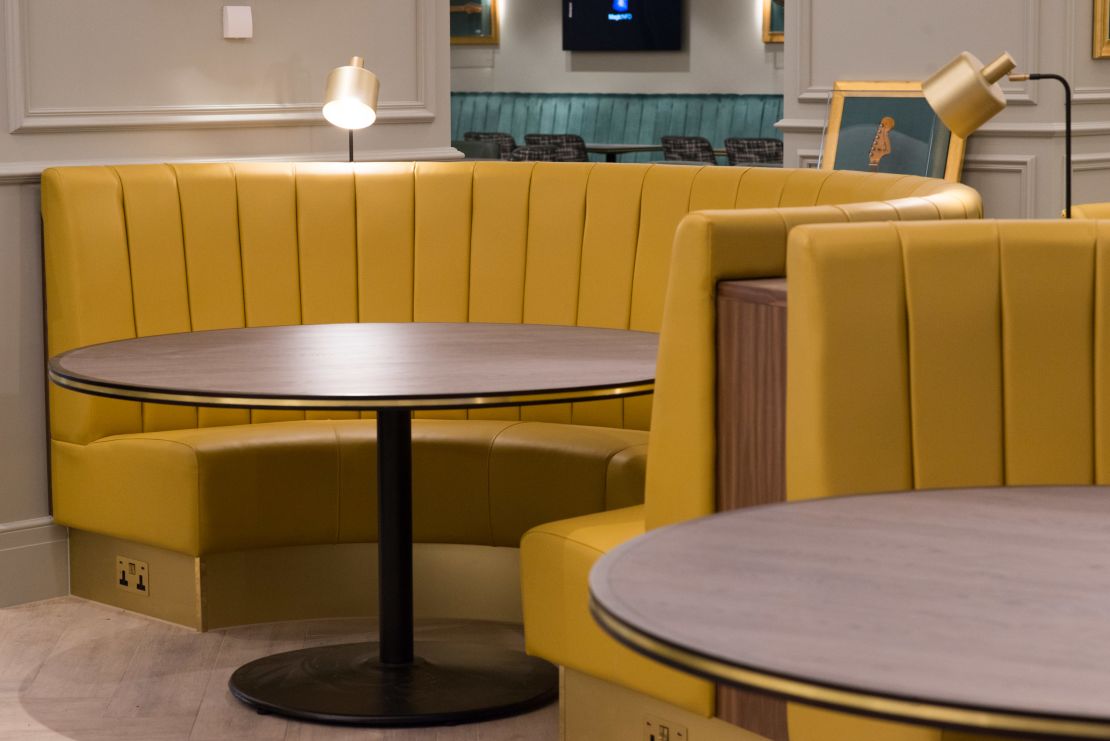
[0,598,79,694]
[106,619,224,718]
[23,600,154,701]
[0,598,558,741]
[190,621,305,741]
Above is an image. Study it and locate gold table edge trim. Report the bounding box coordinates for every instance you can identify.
[588,596,1110,739]
[49,369,654,410]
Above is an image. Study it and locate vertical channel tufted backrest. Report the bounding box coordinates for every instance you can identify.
[786,220,1110,503]
[43,161,979,447]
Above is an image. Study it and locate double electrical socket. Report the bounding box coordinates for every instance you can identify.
[115,556,149,596]
[644,716,687,741]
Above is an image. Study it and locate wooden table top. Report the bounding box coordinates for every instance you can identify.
[49,322,657,410]
[590,486,1110,739]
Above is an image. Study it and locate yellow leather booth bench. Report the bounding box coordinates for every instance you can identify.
[783,218,1104,741]
[518,172,981,739]
[44,161,979,737]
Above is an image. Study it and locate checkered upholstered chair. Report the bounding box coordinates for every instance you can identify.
[660,136,717,164]
[508,144,560,161]
[462,131,518,161]
[523,134,589,162]
[724,137,784,166]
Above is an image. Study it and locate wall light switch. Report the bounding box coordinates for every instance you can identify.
[223,6,253,39]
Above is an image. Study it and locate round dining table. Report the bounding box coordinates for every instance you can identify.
[590,486,1110,739]
[49,321,658,727]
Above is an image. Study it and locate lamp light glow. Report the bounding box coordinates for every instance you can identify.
[323,98,377,130]
[922,51,1014,138]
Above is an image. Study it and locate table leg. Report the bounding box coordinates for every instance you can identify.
[227,409,557,727]
[377,408,414,664]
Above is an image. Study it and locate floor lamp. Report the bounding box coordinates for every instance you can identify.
[323,56,380,162]
[1009,71,1073,218]
[924,51,1074,218]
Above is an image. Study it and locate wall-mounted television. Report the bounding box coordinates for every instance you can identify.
[562,0,683,51]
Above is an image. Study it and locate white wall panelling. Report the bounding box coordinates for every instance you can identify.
[450,0,783,94]
[783,0,1110,217]
[5,0,438,132]
[961,154,1038,218]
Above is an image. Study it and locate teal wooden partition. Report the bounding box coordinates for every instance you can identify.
[450,92,783,162]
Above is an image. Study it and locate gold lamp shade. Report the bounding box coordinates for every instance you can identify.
[923,51,1015,138]
[323,56,380,130]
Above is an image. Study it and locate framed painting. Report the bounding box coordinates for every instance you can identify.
[763,0,783,44]
[1095,0,1110,57]
[450,0,499,45]
[820,81,967,182]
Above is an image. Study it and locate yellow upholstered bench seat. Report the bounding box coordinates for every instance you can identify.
[53,419,647,557]
[521,506,713,716]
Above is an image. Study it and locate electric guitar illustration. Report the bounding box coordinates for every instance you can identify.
[868,116,895,171]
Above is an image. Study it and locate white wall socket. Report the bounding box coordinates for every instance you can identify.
[223,6,253,39]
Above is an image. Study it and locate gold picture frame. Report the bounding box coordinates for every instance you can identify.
[1095,0,1110,57]
[763,0,784,44]
[821,81,967,183]
[451,0,499,46]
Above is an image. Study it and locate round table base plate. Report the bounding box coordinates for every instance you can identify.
[228,641,558,727]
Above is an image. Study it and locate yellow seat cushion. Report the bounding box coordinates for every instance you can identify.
[521,506,714,717]
[53,419,648,557]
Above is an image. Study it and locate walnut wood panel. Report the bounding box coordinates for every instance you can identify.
[49,323,657,410]
[593,486,1110,739]
[716,278,788,512]
[715,278,789,740]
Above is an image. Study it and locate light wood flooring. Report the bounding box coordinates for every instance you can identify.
[0,597,558,741]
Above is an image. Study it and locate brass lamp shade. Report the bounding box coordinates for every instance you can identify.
[923,51,1015,138]
[323,56,380,130]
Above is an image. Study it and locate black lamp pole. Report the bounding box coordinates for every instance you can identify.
[349,130,355,163]
[1013,72,1072,218]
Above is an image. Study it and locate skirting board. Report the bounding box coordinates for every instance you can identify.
[0,516,69,607]
[69,530,523,631]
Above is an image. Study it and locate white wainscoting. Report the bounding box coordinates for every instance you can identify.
[5,0,439,132]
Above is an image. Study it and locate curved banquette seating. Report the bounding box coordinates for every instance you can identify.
[784,219,1104,739]
[517,168,981,731]
[43,163,979,653]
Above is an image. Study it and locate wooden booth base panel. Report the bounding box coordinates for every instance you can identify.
[68,530,525,631]
[561,668,764,741]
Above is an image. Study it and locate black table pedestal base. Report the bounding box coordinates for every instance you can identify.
[228,639,558,726]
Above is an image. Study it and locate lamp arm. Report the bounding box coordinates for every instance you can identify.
[1018,73,1072,218]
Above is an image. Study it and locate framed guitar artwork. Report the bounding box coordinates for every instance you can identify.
[1096,0,1110,57]
[820,81,967,182]
[450,0,499,45]
[763,0,784,44]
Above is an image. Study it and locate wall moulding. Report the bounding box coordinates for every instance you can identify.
[795,0,1041,107]
[962,153,1037,217]
[4,0,437,133]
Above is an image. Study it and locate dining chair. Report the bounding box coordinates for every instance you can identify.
[724,137,784,166]
[462,131,518,161]
[523,134,589,162]
[508,144,560,161]
[660,135,717,164]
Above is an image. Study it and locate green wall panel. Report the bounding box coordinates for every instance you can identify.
[451,93,784,163]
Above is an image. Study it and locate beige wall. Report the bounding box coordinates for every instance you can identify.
[0,0,453,606]
[451,0,783,94]
[780,0,1110,217]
